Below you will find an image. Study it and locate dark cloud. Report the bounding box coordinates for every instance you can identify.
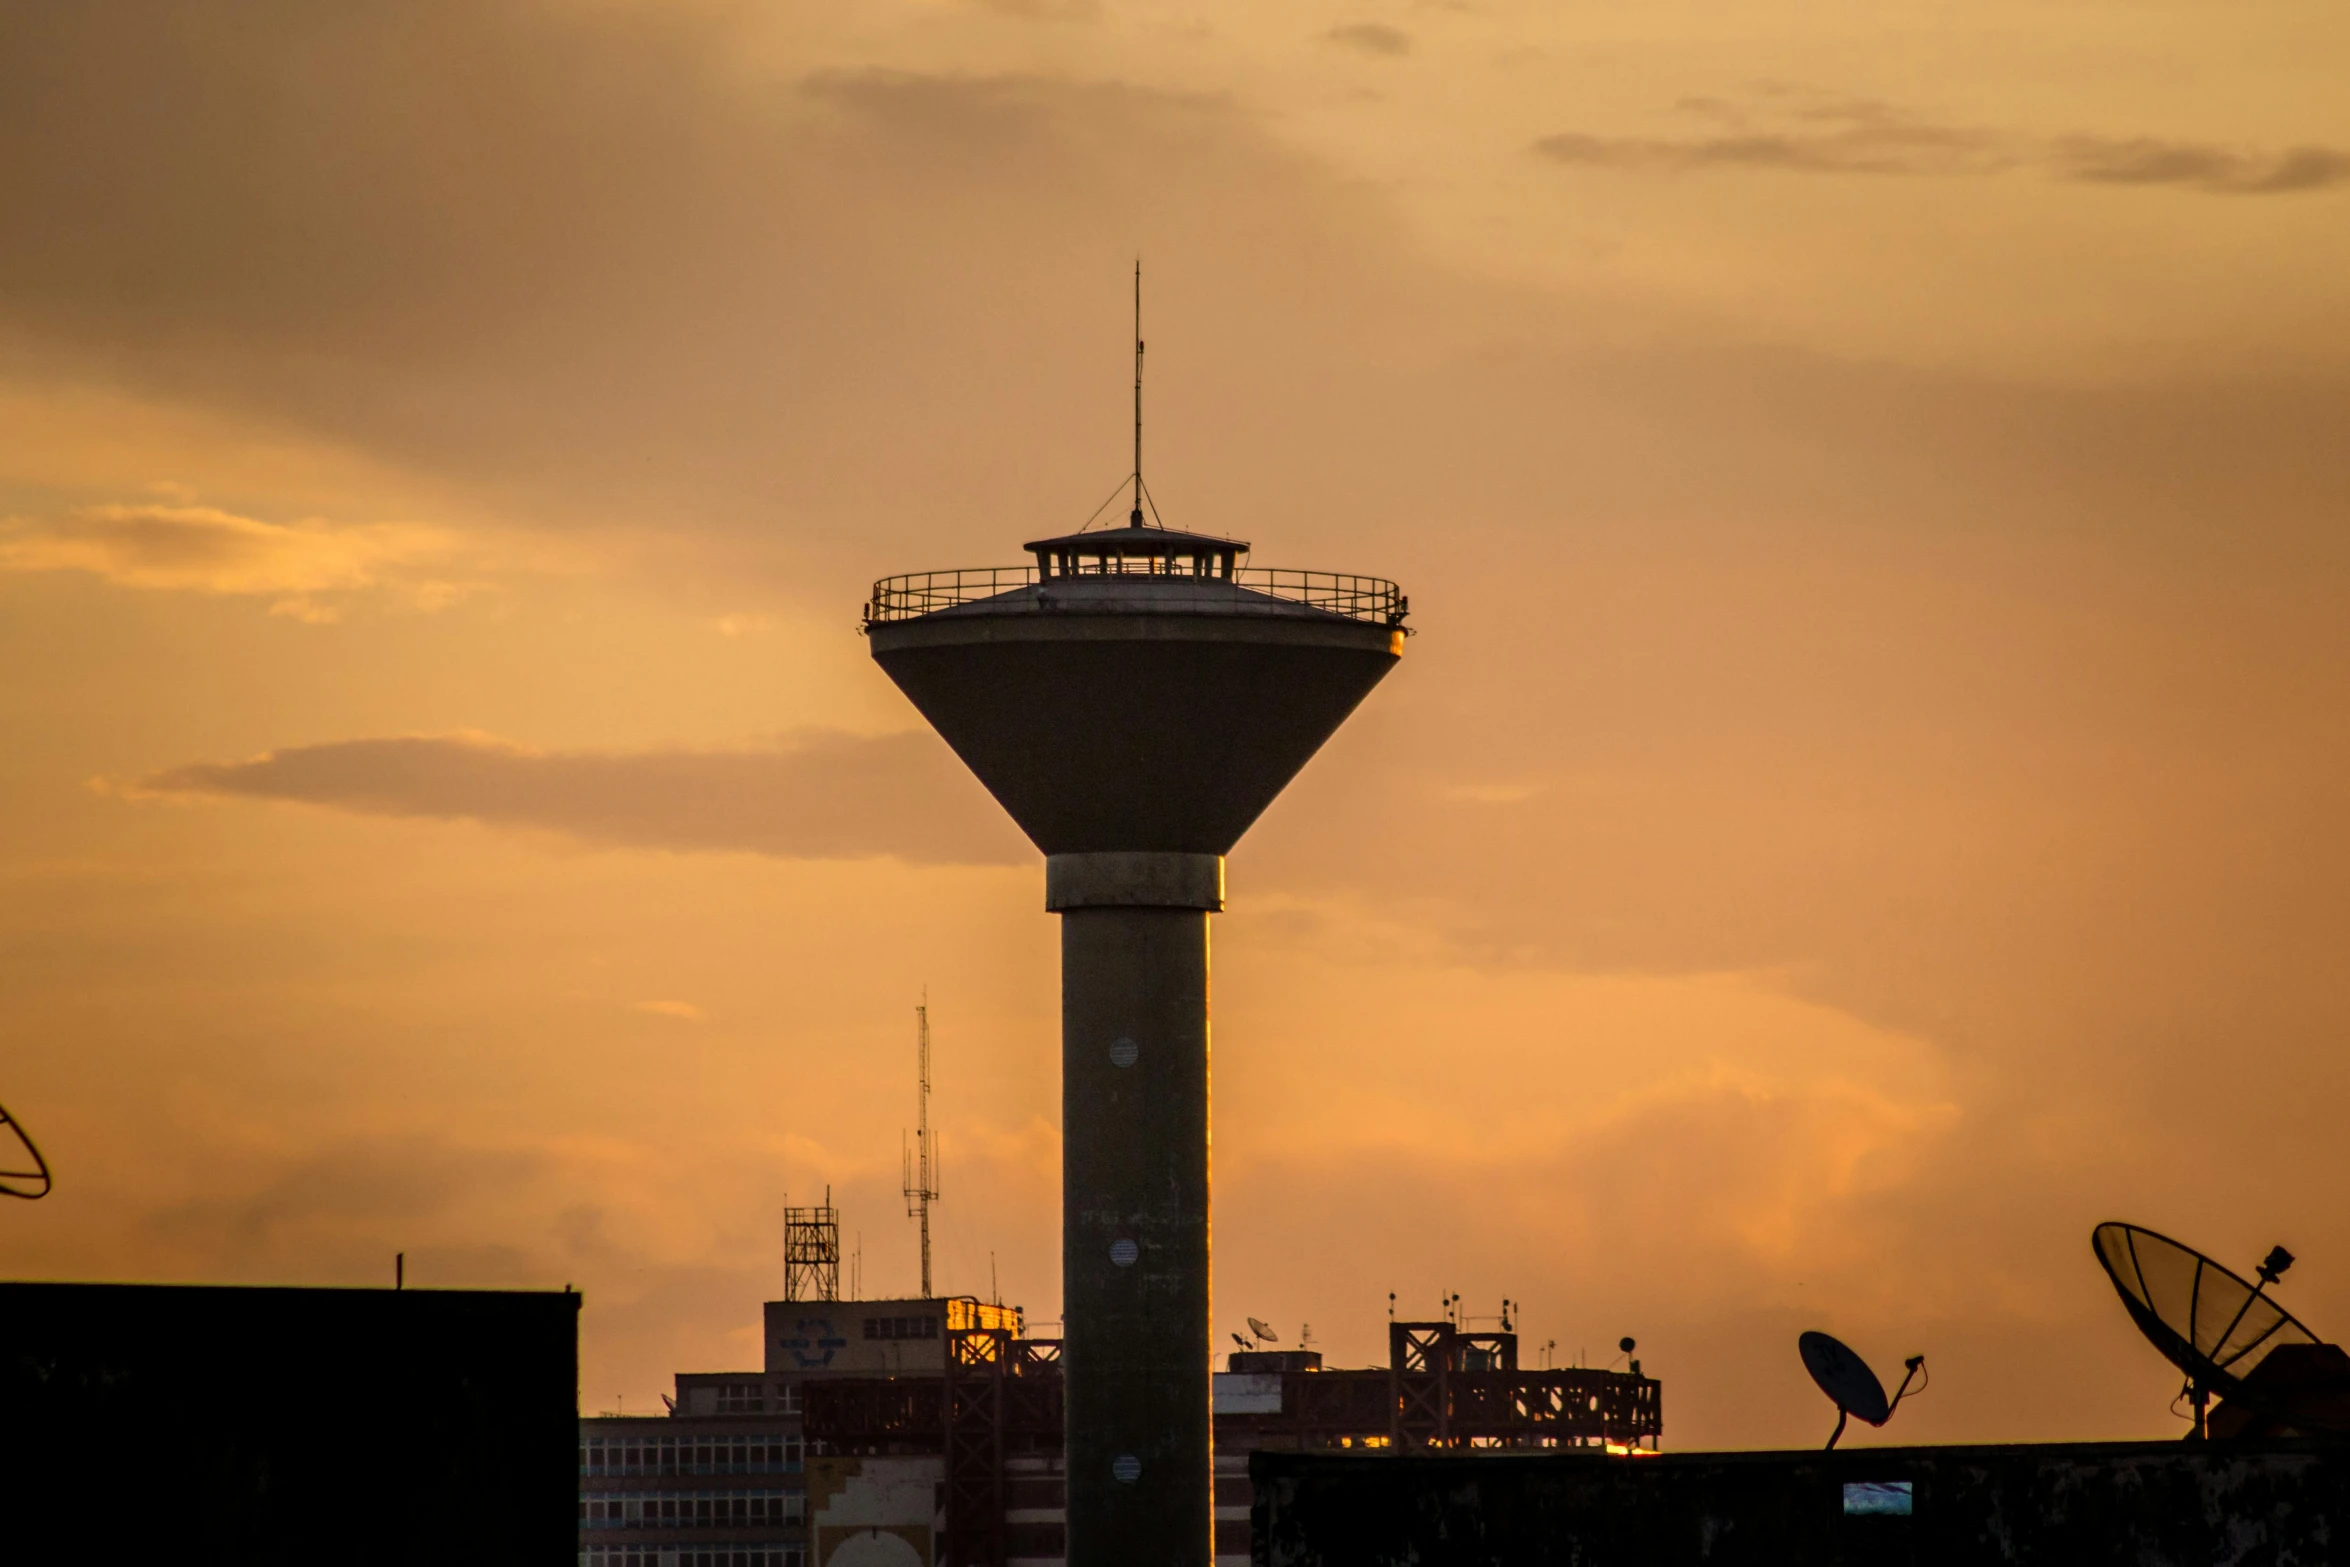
[1537,94,2003,176]
[146,1136,543,1248]
[1536,95,2349,194]
[1326,23,1413,56]
[1532,128,1995,176]
[0,0,1427,579]
[2056,137,2350,195]
[136,731,1032,867]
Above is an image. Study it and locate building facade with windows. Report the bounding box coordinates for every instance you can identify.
[579,1416,809,1567]
[581,1296,1022,1567]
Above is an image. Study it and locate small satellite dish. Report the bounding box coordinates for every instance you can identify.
[1799,1331,1925,1449]
[1619,1336,1637,1355]
[2092,1221,2320,1436]
[0,1099,51,1200]
[1247,1317,1278,1345]
[1230,1333,1251,1352]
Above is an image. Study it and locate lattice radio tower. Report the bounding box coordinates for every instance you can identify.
[902,997,942,1298]
[783,1185,839,1302]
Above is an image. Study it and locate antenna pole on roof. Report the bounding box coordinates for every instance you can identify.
[1132,259,1146,529]
[903,994,940,1298]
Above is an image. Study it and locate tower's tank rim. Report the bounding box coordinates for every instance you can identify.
[863,563,1410,639]
[867,600,1403,657]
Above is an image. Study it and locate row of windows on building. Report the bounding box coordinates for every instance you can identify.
[581,1491,804,1530]
[582,1435,803,1476]
[864,1314,940,1341]
[582,1548,804,1567]
[709,1383,801,1415]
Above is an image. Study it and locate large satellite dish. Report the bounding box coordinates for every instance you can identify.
[0,1099,52,1200]
[1246,1317,1279,1345]
[1799,1331,1924,1449]
[2092,1221,2320,1435]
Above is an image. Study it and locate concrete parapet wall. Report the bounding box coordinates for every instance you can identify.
[1252,1441,2350,1566]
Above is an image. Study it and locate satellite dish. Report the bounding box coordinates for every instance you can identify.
[2092,1221,2320,1436]
[0,1099,51,1200]
[1799,1331,1925,1449]
[1230,1333,1252,1352]
[1247,1317,1278,1344]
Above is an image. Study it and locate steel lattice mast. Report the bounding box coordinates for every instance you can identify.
[903,999,941,1298]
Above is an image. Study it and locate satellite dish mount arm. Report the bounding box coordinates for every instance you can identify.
[1824,1407,1850,1451]
[1886,1355,1927,1418]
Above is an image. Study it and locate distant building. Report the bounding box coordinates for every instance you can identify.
[579,1296,1021,1567]
[578,1414,807,1566]
[586,1294,1661,1567]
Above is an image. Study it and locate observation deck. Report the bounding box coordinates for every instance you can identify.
[860,521,1407,857]
[862,524,1408,631]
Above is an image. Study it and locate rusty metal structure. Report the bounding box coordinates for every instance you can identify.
[803,1322,1067,1566]
[781,1188,839,1303]
[802,1315,1659,1566]
[944,1326,1067,1565]
[1219,1322,1661,1454]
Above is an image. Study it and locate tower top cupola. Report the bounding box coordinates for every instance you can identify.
[1021,524,1248,581]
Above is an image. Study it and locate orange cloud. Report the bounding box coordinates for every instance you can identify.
[129,730,1030,866]
[0,502,462,619]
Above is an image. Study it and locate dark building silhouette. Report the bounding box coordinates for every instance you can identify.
[1252,1439,2350,1566]
[0,1280,579,1563]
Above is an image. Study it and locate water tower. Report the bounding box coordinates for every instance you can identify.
[861,328,1408,1563]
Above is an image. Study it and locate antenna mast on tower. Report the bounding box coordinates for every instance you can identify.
[1131,259,1147,528]
[903,997,942,1297]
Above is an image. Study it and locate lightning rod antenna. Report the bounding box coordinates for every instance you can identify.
[1132,259,1146,528]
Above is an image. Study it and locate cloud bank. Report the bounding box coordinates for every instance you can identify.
[135,731,1031,867]
[1536,94,2350,194]
[2055,137,2350,195]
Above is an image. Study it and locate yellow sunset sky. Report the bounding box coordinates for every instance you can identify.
[4,0,2348,1447]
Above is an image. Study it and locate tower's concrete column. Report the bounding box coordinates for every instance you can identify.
[1048,851,1222,1567]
